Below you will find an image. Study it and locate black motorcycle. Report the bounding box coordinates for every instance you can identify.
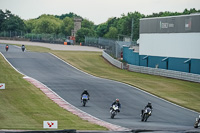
[141,107,152,122]
[21,45,25,52]
[194,115,200,128]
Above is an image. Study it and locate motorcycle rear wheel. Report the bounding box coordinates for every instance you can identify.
[82,100,86,106]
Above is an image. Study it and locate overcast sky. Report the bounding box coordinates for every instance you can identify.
[1,0,200,24]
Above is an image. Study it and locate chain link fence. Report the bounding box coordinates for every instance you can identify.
[85,36,133,58]
[0,31,66,44]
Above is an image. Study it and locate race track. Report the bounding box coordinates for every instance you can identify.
[0,44,199,132]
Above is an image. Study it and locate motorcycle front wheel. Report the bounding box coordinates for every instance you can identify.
[111,111,115,119]
[82,100,86,106]
[194,122,198,128]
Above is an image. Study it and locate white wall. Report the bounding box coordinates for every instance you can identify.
[139,33,200,59]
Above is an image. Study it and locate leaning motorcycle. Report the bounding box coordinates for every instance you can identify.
[110,105,119,119]
[81,94,88,107]
[194,115,200,128]
[141,107,152,122]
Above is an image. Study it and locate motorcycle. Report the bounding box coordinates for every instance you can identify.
[21,45,25,52]
[110,105,119,119]
[141,107,152,122]
[5,45,9,51]
[194,115,200,128]
[81,94,88,107]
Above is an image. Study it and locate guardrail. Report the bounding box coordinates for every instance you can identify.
[102,51,200,83]
[102,51,123,69]
[128,64,200,83]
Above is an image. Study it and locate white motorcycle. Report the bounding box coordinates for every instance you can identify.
[141,107,152,122]
[194,115,200,128]
[110,105,119,119]
[81,94,88,107]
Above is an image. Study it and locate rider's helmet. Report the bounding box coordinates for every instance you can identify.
[199,114,200,118]
[116,99,119,103]
[148,101,151,105]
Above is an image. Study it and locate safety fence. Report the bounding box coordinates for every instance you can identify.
[0,31,66,44]
[102,51,200,83]
[85,36,132,59]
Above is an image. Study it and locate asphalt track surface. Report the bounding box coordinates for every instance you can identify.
[1,44,200,133]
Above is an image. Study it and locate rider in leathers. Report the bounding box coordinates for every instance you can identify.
[81,89,90,101]
[141,102,153,116]
[110,99,121,112]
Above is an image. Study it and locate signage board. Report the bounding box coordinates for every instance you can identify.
[43,121,58,129]
[0,83,5,89]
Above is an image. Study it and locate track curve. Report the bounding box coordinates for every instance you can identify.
[0,44,199,132]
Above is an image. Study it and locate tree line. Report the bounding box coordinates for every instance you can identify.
[0,8,200,43]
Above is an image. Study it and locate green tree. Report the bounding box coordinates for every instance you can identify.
[55,12,81,19]
[76,28,96,43]
[0,9,25,32]
[96,23,108,37]
[25,19,37,33]
[61,17,73,36]
[1,15,25,31]
[81,19,94,29]
[116,12,144,41]
[0,9,6,31]
[104,27,118,39]
[33,14,62,34]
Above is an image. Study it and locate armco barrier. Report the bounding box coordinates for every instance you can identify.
[102,50,123,69]
[128,64,200,83]
[102,51,200,83]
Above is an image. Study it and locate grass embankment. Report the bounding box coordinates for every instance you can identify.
[25,45,200,112]
[1,44,200,130]
[52,51,200,112]
[0,49,107,130]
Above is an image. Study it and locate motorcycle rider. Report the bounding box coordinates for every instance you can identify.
[81,89,90,101]
[141,102,153,116]
[21,44,25,52]
[5,44,9,51]
[110,99,121,112]
[194,114,200,128]
[197,114,200,124]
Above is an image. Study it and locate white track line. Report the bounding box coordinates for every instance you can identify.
[50,52,200,114]
[0,51,130,131]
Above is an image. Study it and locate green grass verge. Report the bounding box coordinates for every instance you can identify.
[1,44,200,130]
[24,45,200,112]
[52,51,200,112]
[0,49,107,130]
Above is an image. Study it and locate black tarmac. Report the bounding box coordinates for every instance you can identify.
[1,44,200,133]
